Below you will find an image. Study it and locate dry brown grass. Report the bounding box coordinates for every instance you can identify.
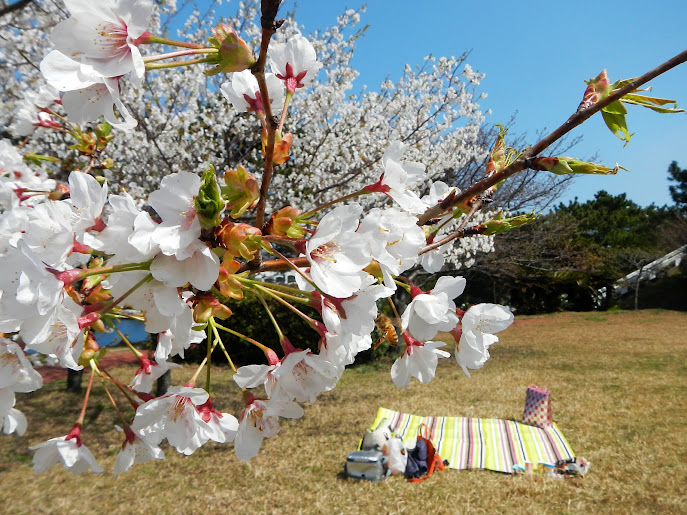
[1,309,686,514]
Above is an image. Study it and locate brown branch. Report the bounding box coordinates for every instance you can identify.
[258,256,309,272]
[417,48,687,225]
[0,0,33,17]
[252,0,283,232]
[419,199,485,255]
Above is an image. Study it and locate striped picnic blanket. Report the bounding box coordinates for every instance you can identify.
[370,407,576,474]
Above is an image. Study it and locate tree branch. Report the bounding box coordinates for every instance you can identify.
[417,48,687,225]
[252,0,283,232]
[0,0,33,18]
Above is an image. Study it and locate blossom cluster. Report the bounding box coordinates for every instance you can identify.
[0,0,515,270]
[0,0,522,477]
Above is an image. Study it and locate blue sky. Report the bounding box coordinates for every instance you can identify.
[224,0,687,208]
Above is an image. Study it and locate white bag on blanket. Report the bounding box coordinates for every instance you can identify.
[383,437,407,476]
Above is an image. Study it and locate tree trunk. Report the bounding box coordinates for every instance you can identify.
[634,265,644,311]
[66,369,83,393]
[156,369,171,396]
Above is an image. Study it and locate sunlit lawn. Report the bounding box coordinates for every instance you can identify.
[1,309,686,514]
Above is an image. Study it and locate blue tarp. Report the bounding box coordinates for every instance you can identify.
[94,319,149,347]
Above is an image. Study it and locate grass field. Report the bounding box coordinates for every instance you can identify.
[1,310,686,514]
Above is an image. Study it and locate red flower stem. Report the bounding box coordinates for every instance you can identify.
[100,368,140,409]
[97,274,153,317]
[267,247,318,291]
[16,136,31,150]
[257,110,267,130]
[300,189,367,219]
[98,374,129,426]
[75,365,96,426]
[387,297,402,325]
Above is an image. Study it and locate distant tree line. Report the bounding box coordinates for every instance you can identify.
[458,161,687,314]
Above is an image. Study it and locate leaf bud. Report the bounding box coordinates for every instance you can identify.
[196,166,226,231]
[216,221,263,260]
[262,129,293,165]
[193,293,233,323]
[217,258,244,300]
[205,24,256,76]
[532,156,624,176]
[482,212,536,235]
[222,166,259,219]
[265,206,304,238]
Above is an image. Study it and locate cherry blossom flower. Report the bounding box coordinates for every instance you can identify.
[0,390,27,436]
[420,240,452,273]
[268,34,323,92]
[91,191,160,262]
[0,338,44,393]
[0,339,41,435]
[0,240,68,329]
[131,386,237,455]
[107,272,187,334]
[454,303,514,376]
[194,398,239,445]
[233,363,279,393]
[0,140,51,210]
[270,348,340,403]
[233,349,281,396]
[149,241,220,291]
[149,172,204,259]
[319,331,372,369]
[391,332,450,387]
[220,70,285,114]
[304,203,371,299]
[49,0,153,81]
[401,275,466,341]
[10,109,59,137]
[317,277,392,338]
[18,202,77,267]
[9,84,61,136]
[113,425,165,477]
[41,50,137,129]
[65,171,108,242]
[421,181,458,212]
[375,141,427,215]
[1,401,28,436]
[129,357,180,393]
[358,207,425,287]
[235,346,339,404]
[153,304,205,362]
[30,425,103,474]
[234,395,303,462]
[21,297,85,371]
